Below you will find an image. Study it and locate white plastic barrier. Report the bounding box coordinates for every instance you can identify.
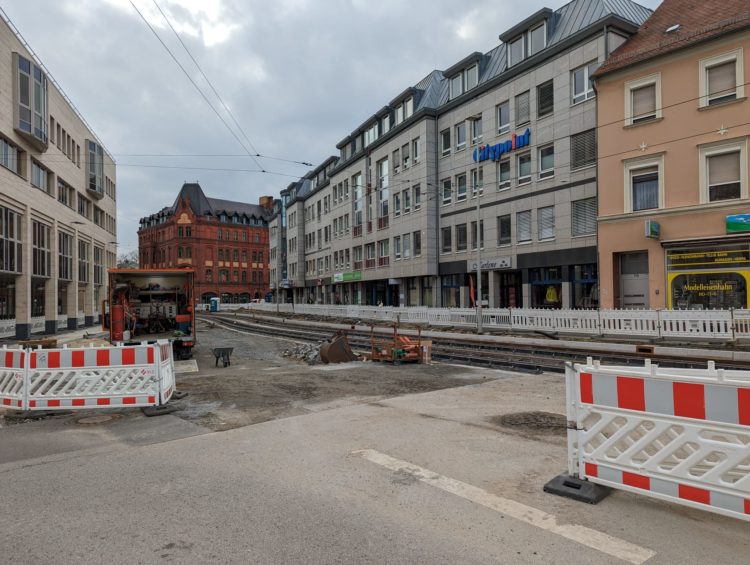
[658,309,734,341]
[0,340,176,411]
[599,309,660,338]
[565,359,750,521]
[0,319,15,339]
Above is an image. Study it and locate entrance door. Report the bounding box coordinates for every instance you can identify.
[619,252,649,309]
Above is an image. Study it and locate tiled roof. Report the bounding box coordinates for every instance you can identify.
[596,0,750,76]
[155,182,270,220]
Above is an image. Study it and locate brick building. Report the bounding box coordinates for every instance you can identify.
[138,183,273,304]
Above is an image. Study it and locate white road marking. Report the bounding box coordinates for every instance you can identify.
[353,449,655,565]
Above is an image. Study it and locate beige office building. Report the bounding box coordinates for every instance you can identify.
[0,14,117,338]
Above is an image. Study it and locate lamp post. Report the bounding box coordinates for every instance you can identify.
[474,180,483,335]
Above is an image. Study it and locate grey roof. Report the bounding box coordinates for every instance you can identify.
[142,182,270,221]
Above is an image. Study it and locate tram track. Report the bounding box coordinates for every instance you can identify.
[200,312,750,374]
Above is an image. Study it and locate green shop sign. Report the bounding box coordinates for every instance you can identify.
[727,214,750,233]
[333,271,362,283]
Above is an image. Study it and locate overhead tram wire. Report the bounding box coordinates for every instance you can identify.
[150,0,311,169]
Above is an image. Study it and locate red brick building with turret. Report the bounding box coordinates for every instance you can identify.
[138,183,273,303]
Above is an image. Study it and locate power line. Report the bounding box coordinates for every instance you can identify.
[128,0,268,171]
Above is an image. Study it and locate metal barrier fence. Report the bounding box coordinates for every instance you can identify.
[0,340,175,411]
[564,359,750,521]
[208,303,750,342]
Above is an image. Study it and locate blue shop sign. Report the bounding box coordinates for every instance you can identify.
[473,128,531,163]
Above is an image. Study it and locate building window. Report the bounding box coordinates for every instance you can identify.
[455,122,466,150]
[538,206,555,240]
[405,96,414,118]
[0,207,22,274]
[78,194,91,218]
[466,64,478,90]
[13,53,48,147]
[516,91,530,125]
[517,152,531,184]
[456,174,467,201]
[572,197,597,236]
[94,246,103,285]
[509,35,524,66]
[470,220,484,249]
[78,240,90,283]
[470,116,483,144]
[392,148,400,174]
[0,138,19,174]
[572,62,597,104]
[450,75,463,99]
[625,74,661,125]
[496,101,510,134]
[441,129,451,156]
[624,156,663,212]
[471,167,483,196]
[571,129,596,169]
[517,210,531,242]
[529,22,546,55]
[403,189,411,213]
[456,224,467,252]
[497,215,511,245]
[441,226,452,253]
[699,139,747,203]
[498,159,511,190]
[413,184,421,210]
[539,144,554,179]
[32,221,50,277]
[442,178,452,205]
[413,231,422,256]
[86,140,104,196]
[58,232,73,280]
[31,160,49,193]
[394,236,402,259]
[537,80,554,118]
[412,138,420,163]
[393,192,401,216]
[402,143,410,169]
[700,49,744,107]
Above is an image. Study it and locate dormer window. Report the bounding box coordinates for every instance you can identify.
[529,22,546,55]
[450,74,463,99]
[364,123,378,146]
[405,97,414,118]
[395,104,404,125]
[381,115,390,135]
[466,64,478,90]
[509,36,525,66]
[449,64,480,100]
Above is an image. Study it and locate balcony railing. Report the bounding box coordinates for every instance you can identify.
[365,259,376,269]
[353,261,363,270]
[378,257,390,267]
[377,216,389,230]
[353,225,362,237]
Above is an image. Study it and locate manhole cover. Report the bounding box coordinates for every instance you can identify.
[490,411,566,433]
[76,414,120,425]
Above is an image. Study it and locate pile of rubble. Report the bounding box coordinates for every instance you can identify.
[281,342,323,365]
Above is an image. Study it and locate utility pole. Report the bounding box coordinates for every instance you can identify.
[475,179,483,335]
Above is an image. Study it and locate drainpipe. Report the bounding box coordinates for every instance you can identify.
[433,111,440,307]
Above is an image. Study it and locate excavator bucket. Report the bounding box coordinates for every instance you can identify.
[320,333,359,364]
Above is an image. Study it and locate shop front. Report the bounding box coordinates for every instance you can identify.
[333,271,362,304]
[666,243,750,309]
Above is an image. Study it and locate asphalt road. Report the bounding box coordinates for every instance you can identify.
[2,370,749,564]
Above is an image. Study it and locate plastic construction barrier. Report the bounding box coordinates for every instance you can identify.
[565,358,750,521]
[0,340,175,411]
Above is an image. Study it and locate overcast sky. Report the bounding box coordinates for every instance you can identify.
[6,0,661,254]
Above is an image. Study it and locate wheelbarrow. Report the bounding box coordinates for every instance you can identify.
[212,347,233,367]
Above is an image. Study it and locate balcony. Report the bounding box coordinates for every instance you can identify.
[378,257,390,267]
[365,259,376,269]
[377,216,389,230]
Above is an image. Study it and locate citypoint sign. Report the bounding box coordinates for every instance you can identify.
[473,128,531,163]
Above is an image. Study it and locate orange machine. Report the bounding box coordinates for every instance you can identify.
[371,326,424,363]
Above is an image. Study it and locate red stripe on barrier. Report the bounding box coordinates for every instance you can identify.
[72,399,85,406]
[3,398,11,406]
[580,372,593,404]
[97,398,111,406]
[673,382,706,420]
[30,352,36,369]
[71,351,85,368]
[679,484,710,505]
[48,351,60,369]
[122,348,135,365]
[97,349,110,367]
[739,388,750,426]
[617,376,646,412]
[584,462,598,477]
[29,400,36,408]
[148,395,156,403]
[4,351,11,368]
[147,348,154,364]
[123,397,136,405]
[47,399,60,407]
[745,499,750,514]
[622,472,650,490]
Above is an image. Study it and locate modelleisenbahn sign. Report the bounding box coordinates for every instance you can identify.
[473,128,531,163]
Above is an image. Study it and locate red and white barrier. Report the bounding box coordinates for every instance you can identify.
[566,359,750,521]
[0,340,175,411]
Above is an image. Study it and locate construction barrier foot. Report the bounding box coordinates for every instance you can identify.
[171,390,189,400]
[543,473,612,504]
[141,404,179,417]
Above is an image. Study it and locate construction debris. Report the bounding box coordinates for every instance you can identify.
[320,332,360,364]
[282,342,324,365]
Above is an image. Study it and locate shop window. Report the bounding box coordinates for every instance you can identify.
[573,264,599,309]
[530,267,562,309]
[441,274,461,308]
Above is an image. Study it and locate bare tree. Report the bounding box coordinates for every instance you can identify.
[117,249,139,269]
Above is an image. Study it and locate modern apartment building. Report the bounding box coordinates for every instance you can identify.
[138,183,273,304]
[268,0,651,307]
[595,0,750,309]
[0,14,117,339]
